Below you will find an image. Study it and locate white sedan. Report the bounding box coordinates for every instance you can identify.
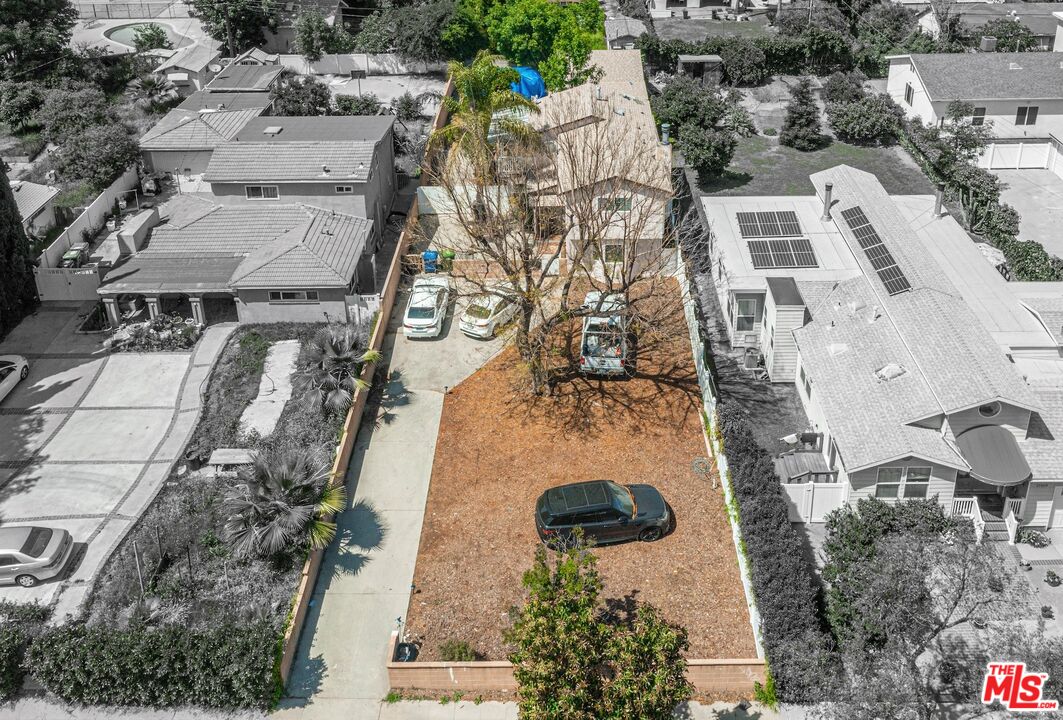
[0,355,29,405]
[403,276,452,339]
[459,287,519,339]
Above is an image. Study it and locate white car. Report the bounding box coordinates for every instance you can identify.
[0,356,29,405]
[403,276,452,338]
[459,287,518,339]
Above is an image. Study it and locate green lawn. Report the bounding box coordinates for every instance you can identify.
[699,135,936,196]
[654,16,772,42]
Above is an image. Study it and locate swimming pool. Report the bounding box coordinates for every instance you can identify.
[104,22,194,49]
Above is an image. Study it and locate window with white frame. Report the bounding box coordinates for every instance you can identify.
[598,197,632,213]
[875,466,931,499]
[268,290,319,303]
[904,83,914,106]
[1016,106,1039,126]
[801,365,812,397]
[904,467,931,498]
[335,185,354,194]
[245,185,279,200]
[875,467,903,499]
[735,298,756,332]
[972,107,986,126]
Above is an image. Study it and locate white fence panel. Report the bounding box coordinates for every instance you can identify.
[782,482,845,523]
[39,166,139,269]
[34,266,102,302]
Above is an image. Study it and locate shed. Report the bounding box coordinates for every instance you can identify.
[677,54,723,85]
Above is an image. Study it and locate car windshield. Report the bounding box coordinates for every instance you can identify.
[20,528,52,557]
[607,483,634,517]
[465,303,492,319]
[407,306,436,320]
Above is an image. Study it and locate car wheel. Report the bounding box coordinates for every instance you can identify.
[638,527,663,542]
[20,366,28,380]
[15,575,38,588]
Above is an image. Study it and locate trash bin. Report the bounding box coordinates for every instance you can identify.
[422,249,439,273]
[440,249,455,271]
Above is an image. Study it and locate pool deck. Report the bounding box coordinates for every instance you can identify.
[71,14,208,55]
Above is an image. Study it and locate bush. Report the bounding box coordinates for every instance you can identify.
[677,123,736,182]
[826,93,903,144]
[779,77,822,151]
[1020,528,1051,549]
[335,92,383,116]
[719,38,768,86]
[439,639,478,661]
[716,403,836,702]
[114,314,201,352]
[822,69,867,104]
[0,627,26,701]
[391,91,424,122]
[27,623,277,709]
[53,124,139,191]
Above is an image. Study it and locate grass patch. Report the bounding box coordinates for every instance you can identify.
[700,135,935,197]
[655,16,772,42]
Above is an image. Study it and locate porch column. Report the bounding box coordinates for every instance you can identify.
[189,296,205,326]
[102,297,121,328]
[146,296,161,320]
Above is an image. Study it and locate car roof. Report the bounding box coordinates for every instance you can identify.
[0,356,25,366]
[543,481,616,514]
[409,288,442,307]
[0,527,34,550]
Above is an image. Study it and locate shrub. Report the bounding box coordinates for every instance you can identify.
[27,623,277,709]
[822,69,867,104]
[439,639,478,661]
[336,92,384,116]
[391,91,424,122]
[677,122,736,182]
[719,38,768,86]
[1020,528,1051,549]
[779,77,822,151]
[716,403,836,702]
[826,93,903,144]
[0,627,26,701]
[1046,570,1061,588]
[998,236,1063,282]
[132,23,172,51]
[0,81,44,131]
[53,124,139,191]
[35,83,112,144]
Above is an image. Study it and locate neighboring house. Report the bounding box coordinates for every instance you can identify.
[204,64,284,93]
[139,106,266,176]
[176,90,274,113]
[202,116,396,244]
[916,4,1063,49]
[886,53,1063,172]
[231,47,280,65]
[704,164,1063,535]
[155,40,224,96]
[604,17,648,49]
[11,181,60,239]
[97,196,375,326]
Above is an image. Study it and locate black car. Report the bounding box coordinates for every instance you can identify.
[535,480,670,545]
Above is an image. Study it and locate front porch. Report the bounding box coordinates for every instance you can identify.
[951,478,1029,544]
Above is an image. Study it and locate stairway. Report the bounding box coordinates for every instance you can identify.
[981,513,1010,542]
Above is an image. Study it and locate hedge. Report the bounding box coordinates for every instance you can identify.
[716,402,837,702]
[27,623,278,709]
[0,627,25,701]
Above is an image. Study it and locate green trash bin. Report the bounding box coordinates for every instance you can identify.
[440,249,456,272]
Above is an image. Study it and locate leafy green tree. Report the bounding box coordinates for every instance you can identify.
[294,8,354,61]
[975,18,1035,52]
[353,9,395,53]
[775,4,850,37]
[651,74,728,131]
[335,92,383,116]
[827,93,903,144]
[441,0,491,60]
[391,91,425,121]
[822,69,866,104]
[677,124,737,182]
[779,77,822,151]
[187,0,278,55]
[294,323,381,413]
[719,37,768,86]
[223,448,345,558]
[940,100,991,164]
[852,4,918,75]
[393,0,458,62]
[53,124,139,191]
[269,73,333,116]
[0,0,78,80]
[0,170,37,337]
[0,80,43,131]
[35,83,112,144]
[132,23,172,52]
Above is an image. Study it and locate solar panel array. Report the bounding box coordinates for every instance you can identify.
[737,211,802,238]
[839,206,912,296]
[747,238,818,269]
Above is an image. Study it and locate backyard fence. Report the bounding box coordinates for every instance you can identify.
[75,1,190,18]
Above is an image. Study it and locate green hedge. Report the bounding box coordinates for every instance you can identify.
[0,627,26,701]
[27,623,278,709]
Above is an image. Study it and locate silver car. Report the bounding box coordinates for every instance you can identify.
[0,527,74,587]
[459,287,518,339]
[579,292,629,376]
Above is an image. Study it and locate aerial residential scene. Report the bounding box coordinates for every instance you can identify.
[2,0,1063,716]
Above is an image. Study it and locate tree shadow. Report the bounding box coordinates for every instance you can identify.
[327,499,387,580]
[601,589,640,626]
[699,169,754,194]
[284,653,328,702]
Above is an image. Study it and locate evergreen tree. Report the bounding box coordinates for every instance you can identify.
[0,170,37,337]
[779,77,823,151]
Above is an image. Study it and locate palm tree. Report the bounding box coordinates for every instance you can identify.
[223,448,346,559]
[295,323,381,414]
[126,75,176,111]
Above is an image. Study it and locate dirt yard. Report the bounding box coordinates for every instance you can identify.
[404,289,757,662]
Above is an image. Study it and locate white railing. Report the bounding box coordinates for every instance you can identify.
[972,496,985,543]
[951,497,975,518]
[1004,498,1024,545]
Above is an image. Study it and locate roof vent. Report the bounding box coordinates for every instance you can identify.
[875,363,907,382]
[867,305,881,323]
[827,342,849,356]
[846,300,866,314]
[1009,62,1022,70]
[262,126,282,136]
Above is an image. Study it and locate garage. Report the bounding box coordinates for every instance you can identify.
[981,141,1052,170]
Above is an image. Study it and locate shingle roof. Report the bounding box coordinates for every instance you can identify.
[10,181,59,221]
[205,64,283,91]
[1024,388,1063,481]
[177,91,273,112]
[900,52,1063,101]
[139,108,263,150]
[156,41,222,73]
[204,142,376,182]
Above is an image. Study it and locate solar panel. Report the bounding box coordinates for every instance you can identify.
[768,239,796,267]
[790,238,818,268]
[747,238,818,269]
[737,211,802,238]
[839,205,911,297]
[748,240,774,268]
[737,212,760,238]
[778,213,802,236]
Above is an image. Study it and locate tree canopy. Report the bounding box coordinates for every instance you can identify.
[187,0,279,55]
[294,9,354,61]
[269,73,333,116]
[0,0,79,80]
[0,171,37,337]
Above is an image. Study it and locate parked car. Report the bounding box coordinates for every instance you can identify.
[0,355,29,405]
[535,480,670,545]
[403,276,452,339]
[0,526,74,587]
[579,292,629,376]
[60,243,89,269]
[459,286,518,339]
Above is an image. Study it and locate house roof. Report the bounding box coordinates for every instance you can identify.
[205,64,283,91]
[139,107,263,151]
[204,142,376,182]
[10,181,59,221]
[232,116,394,143]
[99,256,243,294]
[156,40,222,73]
[232,47,279,64]
[767,277,804,307]
[895,52,1063,101]
[1024,388,1063,481]
[928,3,1063,37]
[177,90,274,112]
[604,17,648,41]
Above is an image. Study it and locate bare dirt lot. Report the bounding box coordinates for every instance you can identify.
[404,288,757,662]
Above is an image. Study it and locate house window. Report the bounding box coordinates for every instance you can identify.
[245,185,279,200]
[904,467,931,499]
[735,298,757,332]
[904,83,914,106]
[875,467,903,499]
[972,107,986,126]
[602,243,624,263]
[802,367,812,398]
[598,197,632,213]
[268,290,320,303]
[1016,106,1039,126]
[335,185,354,194]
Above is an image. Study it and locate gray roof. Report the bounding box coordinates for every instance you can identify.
[233,116,394,143]
[99,256,242,294]
[1025,388,1063,481]
[901,52,1063,101]
[139,107,263,151]
[605,17,648,41]
[205,64,283,91]
[156,41,222,73]
[767,277,803,307]
[177,91,274,112]
[205,143,375,182]
[10,181,59,221]
[941,3,1063,37]
[307,54,361,75]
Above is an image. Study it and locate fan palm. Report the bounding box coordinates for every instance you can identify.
[126,75,176,111]
[223,448,346,559]
[295,323,382,414]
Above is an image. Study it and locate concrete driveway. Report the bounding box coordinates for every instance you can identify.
[992,169,1063,260]
[0,303,233,617]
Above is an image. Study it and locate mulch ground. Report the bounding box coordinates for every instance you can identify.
[404,283,757,662]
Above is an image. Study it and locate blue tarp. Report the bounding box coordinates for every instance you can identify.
[510,67,547,100]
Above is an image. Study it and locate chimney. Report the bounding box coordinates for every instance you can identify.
[934,183,945,216]
[661,123,670,145]
[822,182,833,221]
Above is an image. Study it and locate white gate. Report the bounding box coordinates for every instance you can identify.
[782,482,846,523]
[34,267,102,302]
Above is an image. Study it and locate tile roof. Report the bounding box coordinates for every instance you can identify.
[205,64,283,91]
[204,141,376,182]
[899,52,1063,101]
[144,205,313,256]
[139,107,263,150]
[156,40,223,73]
[177,91,273,112]
[99,256,242,294]
[10,181,59,220]
[232,115,394,143]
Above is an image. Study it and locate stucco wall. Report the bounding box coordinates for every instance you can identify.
[235,287,348,323]
[886,57,940,126]
[144,149,213,176]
